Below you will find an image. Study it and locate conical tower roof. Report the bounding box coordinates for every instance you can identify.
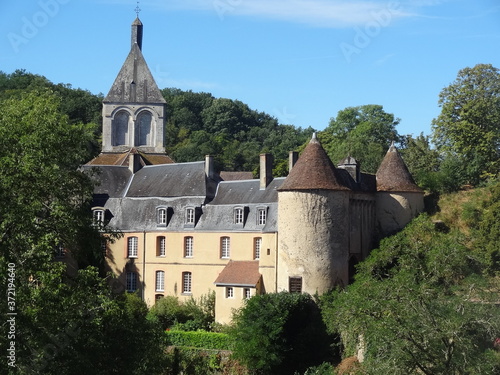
[278,134,350,191]
[376,142,422,193]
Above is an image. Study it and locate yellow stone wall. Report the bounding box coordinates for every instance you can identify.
[105,230,278,324]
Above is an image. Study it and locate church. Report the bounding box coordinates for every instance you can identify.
[84,16,424,323]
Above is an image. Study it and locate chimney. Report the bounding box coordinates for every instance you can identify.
[205,155,215,180]
[288,151,298,174]
[260,153,274,189]
[131,17,143,50]
[128,150,142,173]
[338,155,360,183]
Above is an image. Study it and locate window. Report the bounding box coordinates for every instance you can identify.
[182,272,192,294]
[93,209,104,224]
[184,237,193,258]
[155,271,165,292]
[55,244,65,258]
[234,207,244,224]
[127,237,138,258]
[135,111,152,146]
[157,236,166,257]
[254,237,262,260]
[155,294,164,302]
[220,237,230,259]
[257,208,267,225]
[226,287,234,298]
[157,208,167,225]
[185,208,195,225]
[289,277,302,293]
[112,111,129,146]
[101,239,107,257]
[126,272,138,292]
[243,288,251,299]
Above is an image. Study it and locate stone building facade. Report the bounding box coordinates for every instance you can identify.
[84,17,424,324]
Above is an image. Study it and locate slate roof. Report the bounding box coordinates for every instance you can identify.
[103,39,165,104]
[214,261,261,287]
[126,162,211,197]
[82,165,132,200]
[210,178,284,205]
[376,143,423,193]
[196,178,282,232]
[97,196,207,232]
[279,134,350,191]
[220,171,254,181]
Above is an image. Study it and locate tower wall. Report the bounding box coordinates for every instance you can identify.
[102,103,166,153]
[376,191,424,237]
[277,190,350,294]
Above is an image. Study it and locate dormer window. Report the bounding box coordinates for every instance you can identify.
[157,207,167,226]
[234,207,244,225]
[92,207,105,225]
[257,207,267,226]
[185,207,195,225]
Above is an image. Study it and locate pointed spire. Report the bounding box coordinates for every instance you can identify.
[131,13,143,50]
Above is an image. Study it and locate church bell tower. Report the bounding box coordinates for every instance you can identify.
[101,15,166,154]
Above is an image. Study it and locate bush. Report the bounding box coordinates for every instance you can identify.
[165,330,233,350]
[149,291,215,331]
[230,292,334,375]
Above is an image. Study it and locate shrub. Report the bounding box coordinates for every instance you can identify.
[230,292,334,375]
[165,330,233,350]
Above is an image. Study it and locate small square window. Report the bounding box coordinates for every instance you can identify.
[226,287,234,298]
[289,277,302,293]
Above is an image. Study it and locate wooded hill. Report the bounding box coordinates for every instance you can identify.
[0,70,314,176]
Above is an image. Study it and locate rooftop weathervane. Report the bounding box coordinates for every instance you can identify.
[135,2,141,17]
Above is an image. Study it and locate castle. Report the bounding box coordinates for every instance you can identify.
[84,17,424,323]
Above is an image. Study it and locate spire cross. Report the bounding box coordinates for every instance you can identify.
[135,2,141,17]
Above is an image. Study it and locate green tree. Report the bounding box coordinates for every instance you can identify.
[322,215,500,374]
[231,292,333,375]
[432,64,500,185]
[322,105,401,173]
[0,90,166,374]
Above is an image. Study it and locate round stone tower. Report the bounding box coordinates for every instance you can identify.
[277,134,351,294]
[375,142,424,237]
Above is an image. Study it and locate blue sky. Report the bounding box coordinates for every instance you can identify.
[1,0,499,136]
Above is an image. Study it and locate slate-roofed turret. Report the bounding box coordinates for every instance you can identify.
[376,142,422,193]
[278,133,350,191]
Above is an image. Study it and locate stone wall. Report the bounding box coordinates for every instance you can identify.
[277,190,350,294]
